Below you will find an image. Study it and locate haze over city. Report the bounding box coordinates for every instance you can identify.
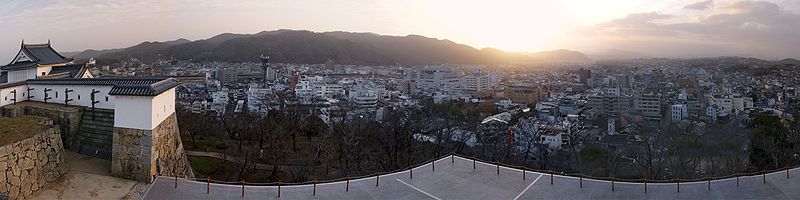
[3,1,800,200]
[3,0,800,60]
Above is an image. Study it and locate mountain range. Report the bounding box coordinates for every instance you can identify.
[64,30,592,65]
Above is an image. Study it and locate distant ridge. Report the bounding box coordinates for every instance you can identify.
[66,30,592,65]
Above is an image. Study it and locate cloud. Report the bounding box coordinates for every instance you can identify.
[587,1,800,58]
[685,0,714,10]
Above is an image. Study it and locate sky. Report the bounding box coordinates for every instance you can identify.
[2,0,800,62]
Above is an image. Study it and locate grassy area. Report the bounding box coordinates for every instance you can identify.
[188,156,285,182]
[0,116,46,146]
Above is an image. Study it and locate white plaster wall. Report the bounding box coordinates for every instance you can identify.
[150,88,176,129]
[36,66,52,77]
[26,84,115,109]
[0,82,176,130]
[8,70,35,83]
[0,85,30,106]
[114,95,153,130]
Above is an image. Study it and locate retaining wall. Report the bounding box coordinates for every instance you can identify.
[112,113,193,182]
[0,125,68,199]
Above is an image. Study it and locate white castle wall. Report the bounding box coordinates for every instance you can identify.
[0,83,174,131]
[114,88,175,130]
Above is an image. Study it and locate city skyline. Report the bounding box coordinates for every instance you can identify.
[2,0,800,61]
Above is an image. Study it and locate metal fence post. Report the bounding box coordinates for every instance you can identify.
[550,173,554,185]
[241,180,245,197]
[313,181,317,196]
[451,155,454,163]
[763,173,766,183]
[174,176,178,189]
[611,177,615,192]
[207,177,210,194]
[644,179,647,193]
[496,163,500,175]
[278,182,281,198]
[473,158,476,169]
[376,174,380,187]
[736,175,739,187]
[788,168,791,179]
[677,178,680,193]
[410,168,413,179]
[432,160,435,171]
[346,179,350,192]
[523,169,526,180]
[579,176,583,188]
[707,178,711,191]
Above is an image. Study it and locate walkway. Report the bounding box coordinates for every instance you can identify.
[31,151,146,200]
[143,155,800,199]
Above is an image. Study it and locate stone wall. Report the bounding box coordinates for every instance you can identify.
[0,126,68,199]
[112,113,193,182]
[0,102,83,148]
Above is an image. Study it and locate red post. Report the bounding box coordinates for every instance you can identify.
[346,179,350,192]
[313,181,317,196]
[241,180,245,197]
[206,177,210,194]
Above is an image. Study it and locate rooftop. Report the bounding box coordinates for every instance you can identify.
[18,42,72,65]
[144,155,800,200]
[0,77,181,96]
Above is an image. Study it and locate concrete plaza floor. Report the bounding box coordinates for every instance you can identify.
[31,151,145,200]
[144,156,800,200]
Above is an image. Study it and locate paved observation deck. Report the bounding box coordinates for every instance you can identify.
[143,155,800,200]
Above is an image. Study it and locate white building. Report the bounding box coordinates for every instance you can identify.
[671,104,689,122]
[414,66,462,94]
[349,83,378,109]
[1,42,93,84]
[461,69,497,94]
[295,75,344,100]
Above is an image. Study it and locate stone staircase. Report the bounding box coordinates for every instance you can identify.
[70,108,114,160]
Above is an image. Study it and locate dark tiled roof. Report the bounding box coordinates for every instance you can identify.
[21,44,72,65]
[1,61,37,71]
[0,77,180,96]
[48,64,87,78]
[109,79,180,96]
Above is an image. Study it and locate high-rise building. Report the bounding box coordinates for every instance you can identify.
[260,55,276,84]
[462,69,497,94]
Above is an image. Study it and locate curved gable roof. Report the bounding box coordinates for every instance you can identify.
[20,43,72,65]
